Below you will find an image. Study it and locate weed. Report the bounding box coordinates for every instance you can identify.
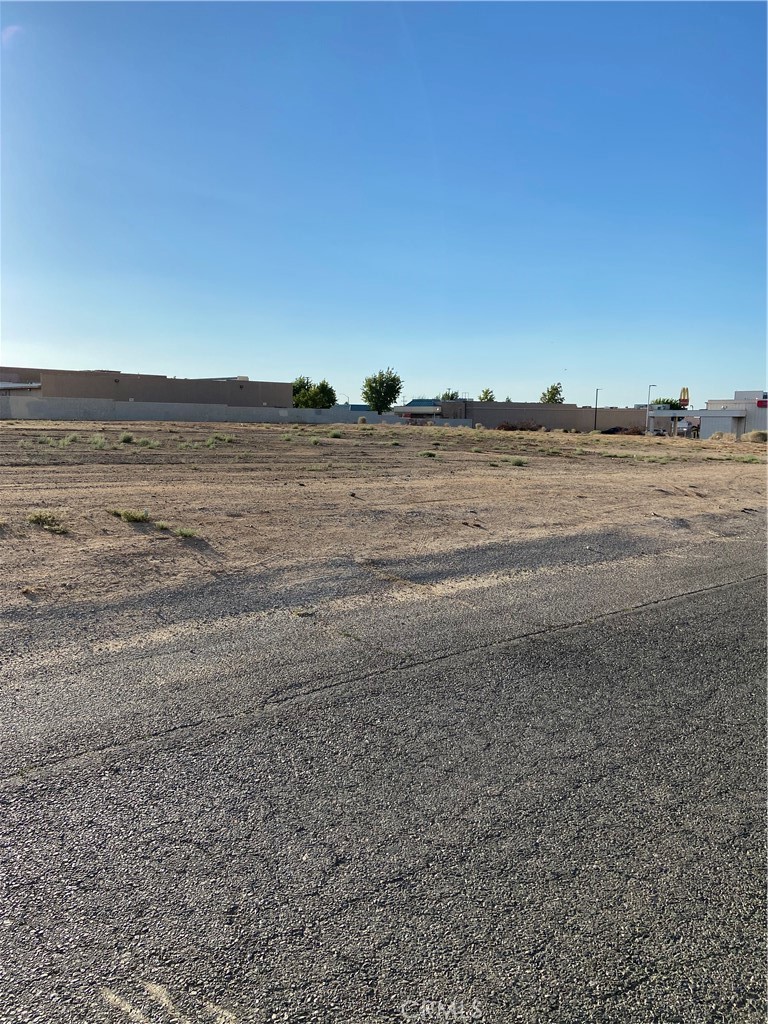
[418,451,437,458]
[91,434,108,449]
[108,508,150,523]
[310,437,321,445]
[390,440,402,446]
[154,521,171,531]
[136,438,160,449]
[329,430,342,439]
[59,433,79,447]
[173,527,199,539]
[488,461,499,467]
[281,434,293,441]
[509,457,527,467]
[27,511,68,534]
[119,432,135,444]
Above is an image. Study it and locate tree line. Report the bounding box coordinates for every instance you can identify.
[293,372,567,411]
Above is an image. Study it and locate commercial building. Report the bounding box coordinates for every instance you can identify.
[0,366,292,408]
[647,390,767,439]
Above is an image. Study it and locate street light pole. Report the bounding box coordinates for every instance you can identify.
[645,384,657,435]
[594,388,601,431]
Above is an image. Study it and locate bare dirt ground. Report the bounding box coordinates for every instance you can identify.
[1,419,765,613]
[1,419,766,1024]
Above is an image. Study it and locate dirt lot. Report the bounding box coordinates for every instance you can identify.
[1,419,765,613]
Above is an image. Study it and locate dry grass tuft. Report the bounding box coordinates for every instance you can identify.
[28,511,68,534]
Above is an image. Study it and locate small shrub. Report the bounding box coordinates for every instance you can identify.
[329,430,342,439]
[390,440,401,446]
[173,527,199,539]
[27,511,68,534]
[91,434,108,449]
[497,421,539,431]
[119,432,134,444]
[742,430,767,444]
[212,432,235,443]
[310,437,321,445]
[59,433,79,447]
[137,438,160,448]
[474,423,484,430]
[488,461,499,467]
[357,416,367,424]
[154,521,171,531]
[419,450,437,458]
[108,508,150,523]
[509,457,527,467]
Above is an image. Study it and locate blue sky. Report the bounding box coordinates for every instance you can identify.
[2,2,765,407]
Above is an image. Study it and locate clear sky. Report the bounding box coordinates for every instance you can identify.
[2,1,765,407]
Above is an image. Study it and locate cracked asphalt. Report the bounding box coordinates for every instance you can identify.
[1,512,765,1024]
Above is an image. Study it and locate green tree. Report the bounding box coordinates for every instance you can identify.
[311,379,337,408]
[651,397,683,409]
[440,389,460,401]
[540,382,565,404]
[362,367,403,414]
[292,376,337,409]
[477,388,495,402]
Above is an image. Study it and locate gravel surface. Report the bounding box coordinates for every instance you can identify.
[1,506,765,1024]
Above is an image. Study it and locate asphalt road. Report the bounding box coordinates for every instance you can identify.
[1,512,765,1024]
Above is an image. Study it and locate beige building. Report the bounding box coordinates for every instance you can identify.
[0,367,292,408]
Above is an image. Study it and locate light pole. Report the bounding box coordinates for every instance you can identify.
[594,388,601,431]
[645,384,657,435]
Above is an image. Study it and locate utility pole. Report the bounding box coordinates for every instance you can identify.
[645,384,657,434]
